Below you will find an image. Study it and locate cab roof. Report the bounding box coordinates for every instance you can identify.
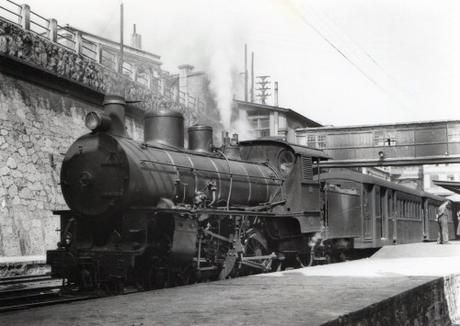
[239,139,330,160]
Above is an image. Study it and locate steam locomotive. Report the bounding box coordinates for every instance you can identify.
[47,95,456,292]
[47,95,329,291]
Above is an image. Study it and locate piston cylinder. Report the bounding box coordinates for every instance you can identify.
[188,125,213,153]
[144,110,184,148]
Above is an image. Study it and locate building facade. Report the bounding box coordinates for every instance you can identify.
[297,121,460,196]
[234,100,321,143]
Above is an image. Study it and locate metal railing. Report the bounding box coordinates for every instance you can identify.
[0,0,20,26]
[0,0,207,114]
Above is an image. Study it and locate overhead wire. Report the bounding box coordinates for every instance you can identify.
[284,1,411,110]
[304,3,413,104]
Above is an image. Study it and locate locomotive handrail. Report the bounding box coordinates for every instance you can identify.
[128,206,321,217]
[139,159,283,183]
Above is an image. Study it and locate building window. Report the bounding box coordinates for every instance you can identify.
[306,134,327,149]
[307,135,316,147]
[247,112,270,138]
[317,135,327,149]
[373,131,396,146]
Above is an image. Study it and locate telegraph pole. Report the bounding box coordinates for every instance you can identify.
[119,2,124,74]
[250,52,255,102]
[256,75,271,105]
[244,44,248,101]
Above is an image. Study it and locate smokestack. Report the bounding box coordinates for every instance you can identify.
[244,44,248,102]
[274,81,279,107]
[103,95,126,136]
[119,3,124,74]
[250,52,255,102]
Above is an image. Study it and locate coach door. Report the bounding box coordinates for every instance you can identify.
[422,198,428,240]
[374,186,383,241]
[381,188,389,240]
[362,184,373,239]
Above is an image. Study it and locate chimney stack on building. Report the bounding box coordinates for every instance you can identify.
[178,64,194,105]
[130,24,142,49]
[274,81,279,107]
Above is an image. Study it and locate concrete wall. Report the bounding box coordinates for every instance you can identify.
[0,72,144,256]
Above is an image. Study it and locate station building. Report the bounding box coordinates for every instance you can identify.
[296,120,460,196]
[233,100,322,143]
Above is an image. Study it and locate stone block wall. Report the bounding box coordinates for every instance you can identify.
[323,274,460,326]
[0,72,144,256]
[0,16,223,257]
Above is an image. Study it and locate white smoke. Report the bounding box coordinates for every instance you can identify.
[206,46,236,131]
[233,109,255,140]
[203,3,244,132]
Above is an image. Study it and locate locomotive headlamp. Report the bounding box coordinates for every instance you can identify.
[85,111,101,130]
[85,111,110,132]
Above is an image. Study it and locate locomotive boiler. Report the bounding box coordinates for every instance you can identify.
[47,95,328,291]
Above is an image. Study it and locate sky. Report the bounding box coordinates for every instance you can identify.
[16,0,460,127]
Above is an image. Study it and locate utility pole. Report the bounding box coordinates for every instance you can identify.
[119,2,124,74]
[244,44,248,102]
[256,75,271,105]
[250,52,255,102]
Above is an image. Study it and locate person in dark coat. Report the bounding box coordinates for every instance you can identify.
[456,211,460,238]
[436,200,450,244]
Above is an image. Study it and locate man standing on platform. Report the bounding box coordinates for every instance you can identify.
[436,200,450,244]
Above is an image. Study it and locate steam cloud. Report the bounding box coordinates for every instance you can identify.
[203,3,253,138]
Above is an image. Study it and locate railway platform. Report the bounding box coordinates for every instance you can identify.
[1,242,460,326]
[0,256,47,278]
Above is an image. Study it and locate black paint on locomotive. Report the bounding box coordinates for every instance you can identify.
[47,95,458,292]
[47,95,328,291]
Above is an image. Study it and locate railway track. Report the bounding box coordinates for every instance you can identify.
[0,274,97,312]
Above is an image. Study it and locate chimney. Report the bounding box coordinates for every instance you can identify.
[274,81,279,107]
[178,64,194,105]
[103,95,126,136]
[130,24,142,49]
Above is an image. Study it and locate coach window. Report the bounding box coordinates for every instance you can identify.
[375,187,381,216]
[388,193,393,216]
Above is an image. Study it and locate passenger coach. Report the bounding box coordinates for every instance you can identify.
[318,170,455,251]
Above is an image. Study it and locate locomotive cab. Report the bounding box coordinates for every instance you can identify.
[239,139,329,215]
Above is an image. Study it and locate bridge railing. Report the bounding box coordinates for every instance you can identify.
[0,0,20,26]
[0,0,207,114]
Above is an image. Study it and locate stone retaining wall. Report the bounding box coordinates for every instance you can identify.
[0,72,145,256]
[0,16,222,257]
[323,274,460,326]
